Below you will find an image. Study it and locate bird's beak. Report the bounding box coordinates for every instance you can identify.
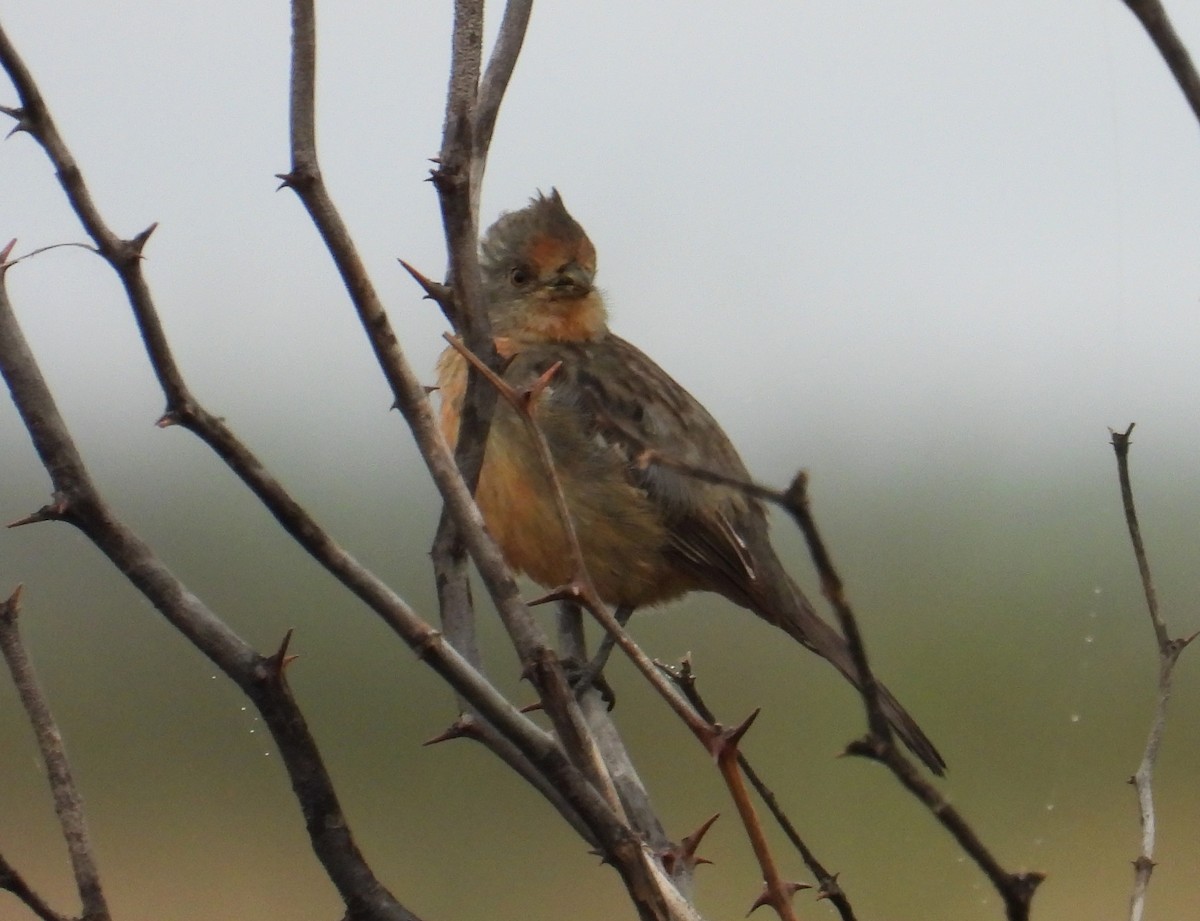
[546,262,594,298]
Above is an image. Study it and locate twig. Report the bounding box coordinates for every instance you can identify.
[0,850,70,921]
[2,12,634,902]
[664,657,856,921]
[1109,424,1196,921]
[445,334,813,917]
[1121,0,1200,129]
[273,8,702,918]
[0,237,423,921]
[0,585,109,921]
[443,336,713,738]
[647,452,1044,921]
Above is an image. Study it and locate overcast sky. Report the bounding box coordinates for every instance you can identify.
[3,1,1200,491]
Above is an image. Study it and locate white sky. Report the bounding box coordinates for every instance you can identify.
[3,1,1200,490]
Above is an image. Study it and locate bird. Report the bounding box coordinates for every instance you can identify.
[436,190,945,775]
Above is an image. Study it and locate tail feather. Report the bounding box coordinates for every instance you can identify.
[765,578,946,776]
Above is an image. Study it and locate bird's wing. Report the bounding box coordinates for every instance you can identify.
[513,334,772,605]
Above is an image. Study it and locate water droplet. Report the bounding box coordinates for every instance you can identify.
[1069,713,1081,723]
[1084,635,1095,644]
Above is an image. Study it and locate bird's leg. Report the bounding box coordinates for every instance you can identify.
[570,604,636,709]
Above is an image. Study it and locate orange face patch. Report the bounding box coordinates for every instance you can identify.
[523,233,596,277]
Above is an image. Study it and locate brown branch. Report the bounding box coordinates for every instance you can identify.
[712,712,806,921]
[7,9,691,919]
[0,850,70,921]
[443,336,714,740]
[647,453,1044,921]
[279,3,636,834]
[1109,424,1196,921]
[0,245,423,921]
[445,334,818,913]
[0,57,624,921]
[275,9,704,919]
[471,0,533,196]
[664,657,856,921]
[1121,0,1200,129]
[0,585,109,921]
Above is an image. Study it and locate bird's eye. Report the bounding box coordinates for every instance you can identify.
[509,266,532,286]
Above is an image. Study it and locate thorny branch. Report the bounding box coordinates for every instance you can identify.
[426,0,531,683]
[0,233,422,921]
[1109,425,1196,921]
[276,4,671,882]
[2,8,618,919]
[664,657,856,921]
[445,334,810,920]
[0,584,109,921]
[643,452,1044,921]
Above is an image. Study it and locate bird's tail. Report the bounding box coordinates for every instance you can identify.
[765,577,946,776]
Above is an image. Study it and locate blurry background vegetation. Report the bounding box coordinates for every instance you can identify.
[2,2,1199,920]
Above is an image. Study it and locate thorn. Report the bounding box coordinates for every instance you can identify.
[423,385,439,396]
[525,361,562,406]
[398,259,453,305]
[266,628,296,678]
[724,707,762,749]
[155,411,179,428]
[814,872,842,901]
[746,881,812,916]
[519,700,544,714]
[7,502,65,528]
[275,171,296,191]
[1,105,32,139]
[423,714,478,746]
[527,584,584,607]
[1178,629,1200,650]
[782,469,810,509]
[129,222,158,255]
[0,238,16,265]
[0,584,25,624]
[680,812,720,860]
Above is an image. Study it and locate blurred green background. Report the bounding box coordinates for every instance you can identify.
[4,383,1199,921]
[4,2,1200,920]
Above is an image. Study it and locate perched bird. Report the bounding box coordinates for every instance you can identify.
[436,190,945,775]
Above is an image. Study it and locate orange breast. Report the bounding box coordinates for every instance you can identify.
[435,345,690,608]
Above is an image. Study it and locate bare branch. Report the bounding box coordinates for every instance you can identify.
[1109,424,1196,921]
[0,849,70,921]
[664,657,856,921]
[0,586,109,921]
[473,0,533,190]
[1110,425,1169,650]
[0,243,423,921]
[646,454,1044,921]
[1121,0,1200,129]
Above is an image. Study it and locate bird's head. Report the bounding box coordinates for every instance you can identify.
[480,189,607,342]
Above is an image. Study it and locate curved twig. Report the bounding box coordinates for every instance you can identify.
[641,451,1044,921]
[1121,0,1200,128]
[0,585,109,921]
[1109,424,1196,921]
[664,657,856,921]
